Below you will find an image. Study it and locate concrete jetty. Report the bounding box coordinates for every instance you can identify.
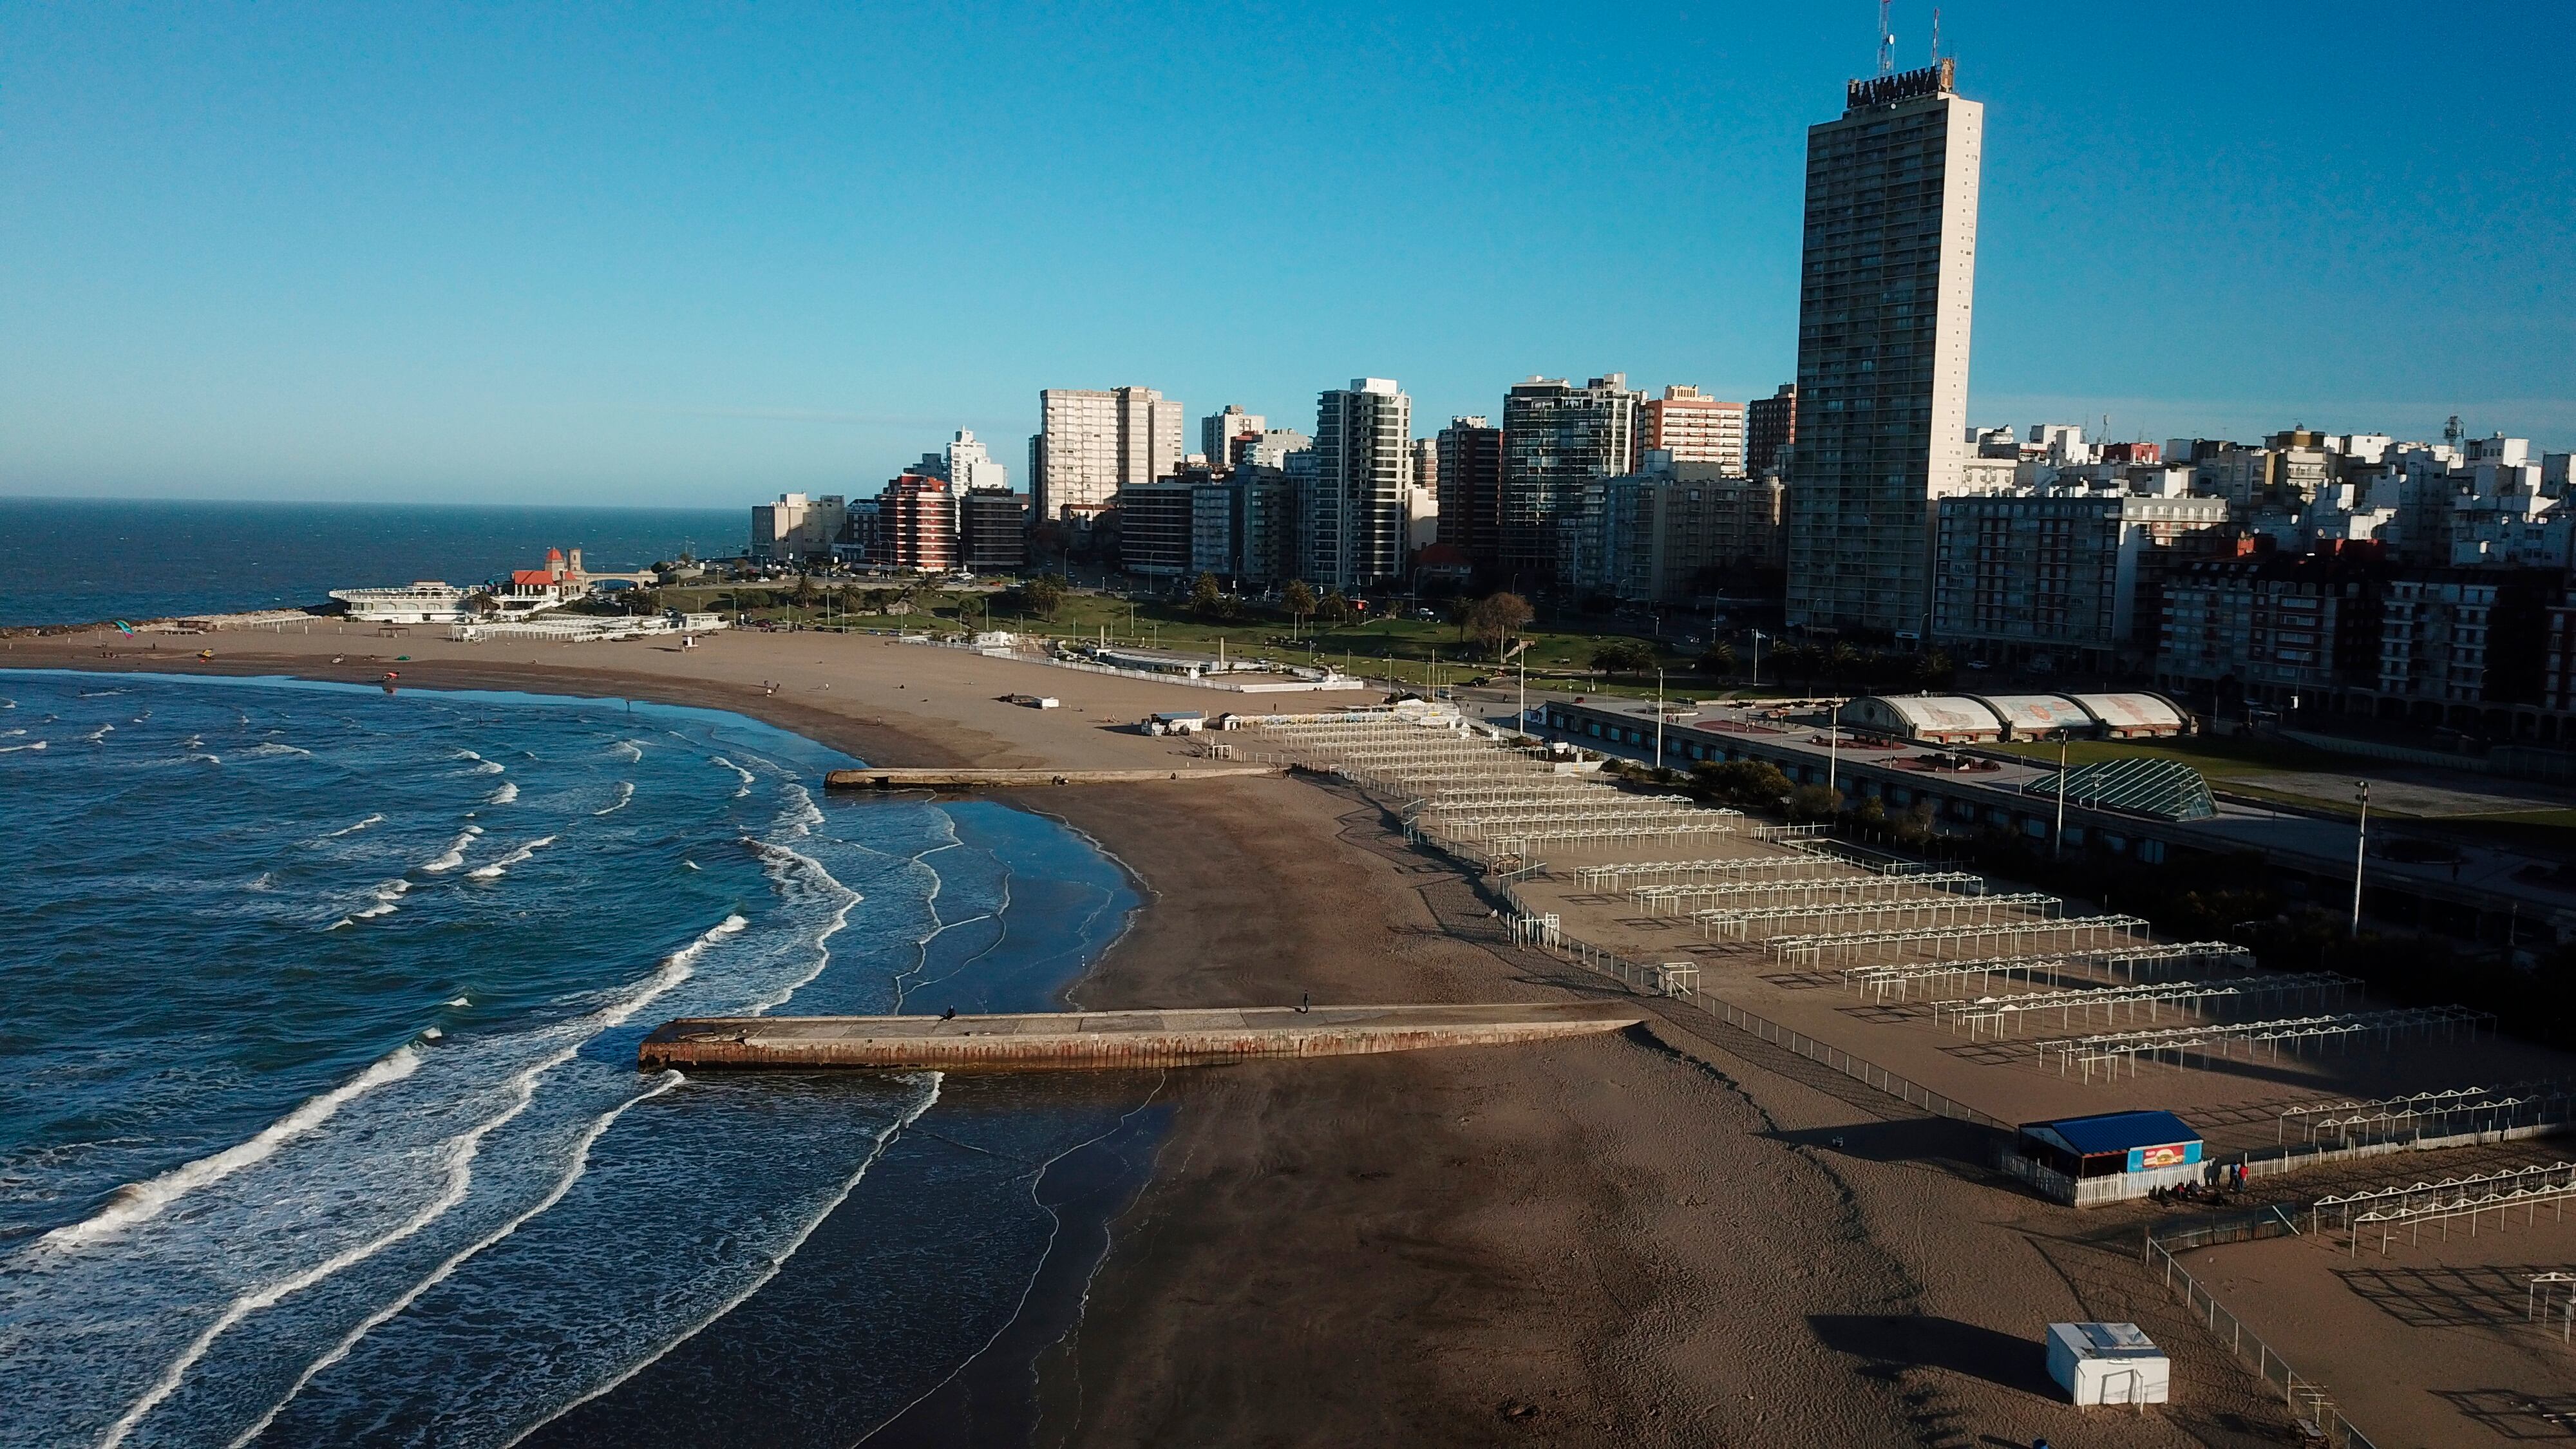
[638,1001,1642,1071]
[824,765,1286,790]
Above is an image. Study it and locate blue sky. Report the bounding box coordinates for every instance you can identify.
[4,1,2570,506]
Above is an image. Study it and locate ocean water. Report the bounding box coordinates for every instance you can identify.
[0,669,1159,1448]
[0,498,744,627]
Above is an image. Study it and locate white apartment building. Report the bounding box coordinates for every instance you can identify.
[1030,386,1184,521]
[750,493,849,562]
[942,430,1007,491]
[1301,378,1413,591]
[1784,60,1983,634]
[1201,405,1264,467]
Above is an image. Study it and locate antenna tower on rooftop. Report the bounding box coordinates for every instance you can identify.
[1931,7,1942,63]
[1878,0,1895,74]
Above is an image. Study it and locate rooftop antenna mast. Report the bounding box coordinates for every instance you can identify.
[1931,7,1941,63]
[1878,0,1896,73]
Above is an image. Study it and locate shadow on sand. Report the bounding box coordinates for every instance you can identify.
[1807,1314,2057,1398]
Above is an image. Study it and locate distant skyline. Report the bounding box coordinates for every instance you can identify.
[5,1,2571,506]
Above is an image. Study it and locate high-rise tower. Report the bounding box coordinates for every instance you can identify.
[1497,374,1640,591]
[1783,59,1982,634]
[1031,386,1184,522]
[1300,379,1412,591]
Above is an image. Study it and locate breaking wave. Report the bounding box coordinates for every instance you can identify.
[39,1046,427,1251]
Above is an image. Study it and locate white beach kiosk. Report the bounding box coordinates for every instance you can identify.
[2045,1320,2172,1406]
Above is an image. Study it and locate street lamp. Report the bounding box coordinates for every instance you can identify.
[1654,667,1667,772]
[2051,726,2071,861]
[2351,780,2371,937]
[1748,629,1765,690]
[1826,696,1841,797]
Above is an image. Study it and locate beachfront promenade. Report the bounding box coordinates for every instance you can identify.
[639,1002,1644,1070]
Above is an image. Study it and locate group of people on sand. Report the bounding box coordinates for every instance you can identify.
[2150,1162,2247,1206]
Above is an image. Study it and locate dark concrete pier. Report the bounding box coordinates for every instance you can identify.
[638,1002,1642,1071]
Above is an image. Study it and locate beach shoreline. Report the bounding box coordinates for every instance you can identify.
[9,628,2294,1446]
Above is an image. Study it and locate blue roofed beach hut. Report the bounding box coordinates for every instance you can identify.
[2008,1110,2206,1206]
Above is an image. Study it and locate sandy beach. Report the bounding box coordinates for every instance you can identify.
[6,623,2311,1446]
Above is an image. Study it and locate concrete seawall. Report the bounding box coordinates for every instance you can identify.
[638,1002,1642,1071]
[824,765,1287,790]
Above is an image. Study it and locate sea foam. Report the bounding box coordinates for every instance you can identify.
[39,1046,426,1251]
[93,916,746,1447]
[419,828,484,875]
[467,836,556,880]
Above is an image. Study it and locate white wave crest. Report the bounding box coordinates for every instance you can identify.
[39,1046,426,1251]
[81,724,115,743]
[444,996,470,1008]
[741,835,862,1015]
[336,878,413,926]
[95,921,739,1446]
[323,814,384,839]
[779,780,824,836]
[710,755,755,797]
[419,828,484,874]
[455,750,504,775]
[467,835,557,880]
[243,742,312,758]
[593,781,635,817]
[225,1071,690,1446]
[0,741,48,753]
[486,781,518,806]
[182,752,222,765]
[610,739,643,763]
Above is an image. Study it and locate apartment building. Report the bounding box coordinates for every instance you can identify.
[1637,385,1747,475]
[1499,374,1639,590]
[956,489,1028,573]
[1300,379,1412,591]
[1435,415,1504,574]
[877,477,958,573]
[1746,383,1796,478]
[1932,494,2227,667]
[1031,386,1184,521]
[750,493,849,563]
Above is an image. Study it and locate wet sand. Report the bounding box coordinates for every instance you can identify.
[8,626,2304,1445]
